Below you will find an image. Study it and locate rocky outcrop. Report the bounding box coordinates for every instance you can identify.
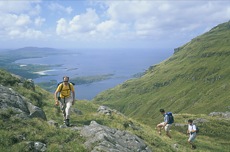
[97,105,113,116]
[80,121,152,152]
[25,141,47,152]
[26,102,46,120]
[209,112,230,119]
[49,119,152,151]
[97,105,125,117]
[0,85,46,120]
[193,118,209,124]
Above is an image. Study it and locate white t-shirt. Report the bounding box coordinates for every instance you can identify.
[188,124,196,133]
[164,114,169,123]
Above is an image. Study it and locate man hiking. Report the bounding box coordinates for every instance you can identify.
[54,76,75,126]
[187,119,197,149]
[156,109,173,138]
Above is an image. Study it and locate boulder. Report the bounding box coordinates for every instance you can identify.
[0,85,46,120]
[80,121,152,152]
[209,112,230,119]
[26,141,47,152]
[97,106,112,116]
[193,118,208,124]
[27,102,47,120]
[97,105,125,117]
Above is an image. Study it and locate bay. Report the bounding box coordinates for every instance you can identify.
[14,48,172,100]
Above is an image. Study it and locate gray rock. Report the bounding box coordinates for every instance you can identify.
[97,106,112,116]
[80,121,152,152]
[172,143,179,151]
[26,141,47,152]
[47,120,58,127]
[27,102,47,120]
[70,126,83,131]
[97,106,126,118]
[0,86,29,113]
[193,118,208,124]
[0,85,46,120]
[209,112,230,119]
[174,123,187,127]
[34,141,47,152]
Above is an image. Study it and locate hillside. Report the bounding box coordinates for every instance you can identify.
[93,21,230,135]
[0,69,180,152]
[1,68,230,152]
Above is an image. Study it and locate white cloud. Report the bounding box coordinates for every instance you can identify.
[0,12,46,39]
[106,1,154,22]
[52,0,230,48]
[56,8,99,36]
[0,14,31,28]
[56,18,67,35]
[8,28,43,39]
[16,14,31,26]
[96,20,116,33]
[48,2,73,14]
[0,0,230,48]
[0,1,41,15]
[35,17,46,26]
[104,1,230,40]
[0,0,46,40]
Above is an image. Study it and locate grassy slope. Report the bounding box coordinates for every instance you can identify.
[1,63,230,151]
[91,21,230,151]
[93,21,230,122]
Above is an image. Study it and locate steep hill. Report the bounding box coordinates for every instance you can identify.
[0,69,179,152]
[1,43,230,151]
[93,21,230,125]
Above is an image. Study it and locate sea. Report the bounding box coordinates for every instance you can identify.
[14,48,173,100]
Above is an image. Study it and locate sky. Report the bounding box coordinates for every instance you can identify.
[0,0,230,50]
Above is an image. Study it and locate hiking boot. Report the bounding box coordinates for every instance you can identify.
[64,119,70,127]
[191,145,196,149]
[61,106,65,111]
[63,112,66,118]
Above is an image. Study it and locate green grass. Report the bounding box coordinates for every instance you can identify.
[92,21,230,121]
[91,21,230,151]
[0,115,86,152]
[0,76,230,151]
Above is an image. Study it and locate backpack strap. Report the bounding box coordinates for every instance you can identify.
[59,83,63,92]
[68,83,71,91]
[59,82,72,92]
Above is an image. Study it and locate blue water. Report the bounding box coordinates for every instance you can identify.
[15,48,173,100]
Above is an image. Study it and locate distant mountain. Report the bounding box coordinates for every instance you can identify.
[0,47,68,79]
[93,21,230,124]
[13,46,59,51]
[7,46,64,58]
[0,47,63,63]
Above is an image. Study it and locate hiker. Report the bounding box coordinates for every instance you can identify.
[156,109,173,138]
[187,119,197,149]
[54,76,75,126]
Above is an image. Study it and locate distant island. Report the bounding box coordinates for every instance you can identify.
[36,74,114,93]
[0,47,65,79]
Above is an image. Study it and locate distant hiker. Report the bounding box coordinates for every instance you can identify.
[54,76,75,127]
[187,119,197,149]
[156,109,174,138]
